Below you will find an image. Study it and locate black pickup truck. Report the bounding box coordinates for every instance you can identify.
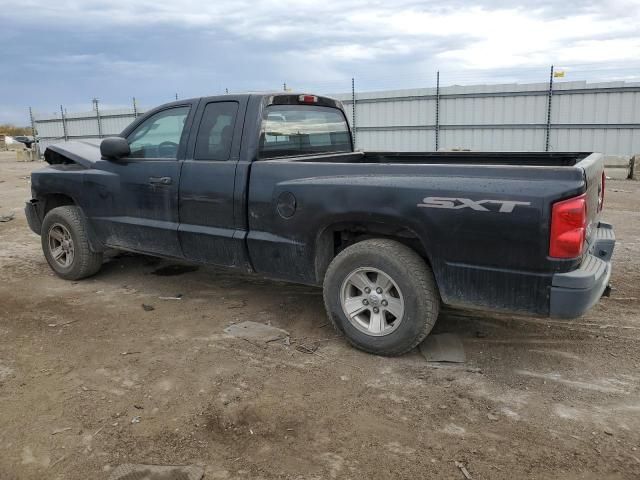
[26,93,615,355]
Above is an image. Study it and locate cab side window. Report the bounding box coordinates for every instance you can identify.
[194,102,239,161]
[128,106,190,159]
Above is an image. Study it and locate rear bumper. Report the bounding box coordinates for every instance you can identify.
[549,222,615,318]
[25,199,42,235]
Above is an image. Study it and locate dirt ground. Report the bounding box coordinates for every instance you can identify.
[1,152,639,480]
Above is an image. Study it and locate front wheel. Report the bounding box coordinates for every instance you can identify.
[323,239,439,356]
[41,206,103,280]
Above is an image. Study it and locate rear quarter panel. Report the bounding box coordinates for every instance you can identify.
[247,160,586,314]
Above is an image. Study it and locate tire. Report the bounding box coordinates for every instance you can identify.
[41,206,103,280]
[323,239,439,356]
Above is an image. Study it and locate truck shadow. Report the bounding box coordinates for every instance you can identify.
[96,251,606,366]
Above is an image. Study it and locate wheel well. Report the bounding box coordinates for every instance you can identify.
[315,222,429,283]
[40,193,76,218]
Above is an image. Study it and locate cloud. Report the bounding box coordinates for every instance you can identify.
[0,0,639,124]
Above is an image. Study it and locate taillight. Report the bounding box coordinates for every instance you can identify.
[549,193,587,258]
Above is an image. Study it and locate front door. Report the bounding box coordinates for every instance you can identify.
[87,105,193,258]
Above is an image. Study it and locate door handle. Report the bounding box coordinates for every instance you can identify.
[148,176,172,185]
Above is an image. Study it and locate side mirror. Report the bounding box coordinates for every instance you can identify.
[100,137,130,160]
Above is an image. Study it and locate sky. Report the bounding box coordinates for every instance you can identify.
[1,0,640,125]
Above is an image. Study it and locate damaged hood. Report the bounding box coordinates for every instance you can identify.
[45,139,105,168]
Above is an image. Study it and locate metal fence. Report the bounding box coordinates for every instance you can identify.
[32,75,640,157]
[32,100,147,154]
[334,77,640,156]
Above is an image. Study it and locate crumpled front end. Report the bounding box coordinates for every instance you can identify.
[44,139,102,168]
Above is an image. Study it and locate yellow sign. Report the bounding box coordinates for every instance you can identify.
[554,70,566,78]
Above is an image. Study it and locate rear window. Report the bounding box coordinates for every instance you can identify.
[259,105,351,159]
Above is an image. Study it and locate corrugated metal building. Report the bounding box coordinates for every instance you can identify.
[333,80,640,155]
[33,80,640,156]
[34,107,147,153]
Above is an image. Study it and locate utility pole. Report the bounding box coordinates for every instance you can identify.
[351,77,356,149]
[435,71,440,151]
[29,106,39,157]
[28,106,36,139]
[545,65,554,152]
[60,105,68,141]
[93,98,103,138]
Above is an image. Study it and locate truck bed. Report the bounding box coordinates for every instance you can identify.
[248,150,605,315]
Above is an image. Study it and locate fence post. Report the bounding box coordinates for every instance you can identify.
[351,77,356,149]
[132,97,138,117]
[545,65,554,152]
[29,106,40,158]
[435,71,440,151]
[60,105,68,141]
[93,98,103,138]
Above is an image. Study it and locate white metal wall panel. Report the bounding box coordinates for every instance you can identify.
[34,121,64,139]
[552,91,640,124]
[357,129,436,152]
[437,127,545,152]
[34,81,640,156]
[439,94,547,125]
[65,118,99,137]
[100,116,137,135]
[551,128,640,155]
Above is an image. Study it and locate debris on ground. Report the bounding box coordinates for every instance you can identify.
[159,294,183,300]
[224,321,289,343]
[487,413,499,421]
[141,304,155,311]
[131,416,141,424]
[47,319,79,328]
[0,212,15,222]
[51,427,72,435]
[107,464,204,480]
[296,344,319,354]
[454,461,473,479]
[419,333,466,363]
[49,455,68,469]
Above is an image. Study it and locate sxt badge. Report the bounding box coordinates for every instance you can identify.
[418,197,530,213]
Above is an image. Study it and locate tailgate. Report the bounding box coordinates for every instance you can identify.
[548,153,615,318]
[577,153,606,248]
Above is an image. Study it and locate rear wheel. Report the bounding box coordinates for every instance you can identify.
[323,239,439,356]
[41,206,103,280]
